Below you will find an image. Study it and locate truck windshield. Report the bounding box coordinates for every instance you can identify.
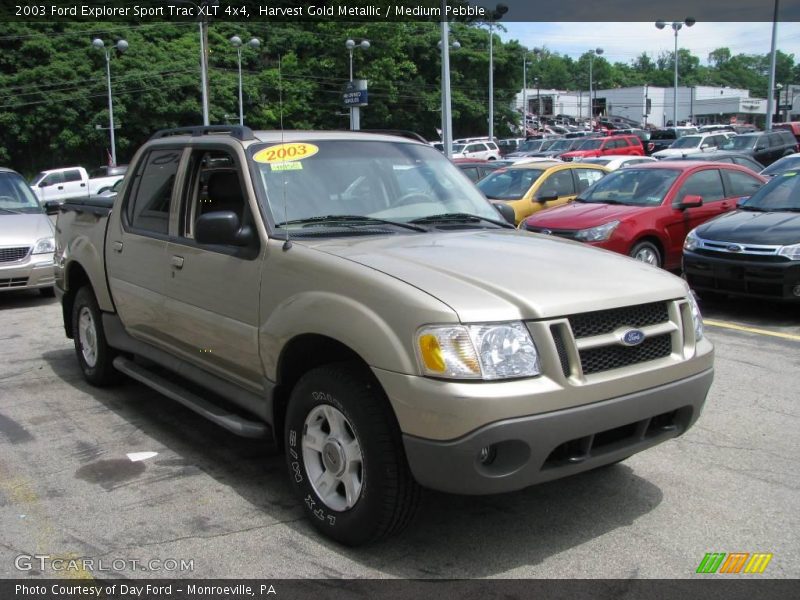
[250,140,502,229]
[0,172,45,214]
[577,168,680,207]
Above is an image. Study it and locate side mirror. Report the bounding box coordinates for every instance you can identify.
[38,180,50,188]
[43,200,60,215]
[195,211,253,247]
[493,201,516,225]
[535,191,558,203]
[679,194,703,209]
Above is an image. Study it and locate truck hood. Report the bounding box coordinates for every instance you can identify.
[523,201,650,230]
[301,230,686,322]
[0,213,54,247]
[695,210,800,246]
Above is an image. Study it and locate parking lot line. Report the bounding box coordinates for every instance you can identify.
[705,319,800,342]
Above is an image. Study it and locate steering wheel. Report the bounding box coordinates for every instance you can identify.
[395,192,433,207]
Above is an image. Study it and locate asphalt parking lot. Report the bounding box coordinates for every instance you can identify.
[0,290,797,579]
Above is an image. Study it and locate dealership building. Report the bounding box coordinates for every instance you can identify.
[514,85,778,127]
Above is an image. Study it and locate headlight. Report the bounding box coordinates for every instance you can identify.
[686,290,704,341]
[416,322,540,380]
[684,229,700,251]
[574,220,620,242]
[32,237,55,254]
[778,243,800,261]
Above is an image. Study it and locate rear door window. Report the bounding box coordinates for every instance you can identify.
[63,169,83,183]
[125,149,181,235]
[573,168,605,192]
[722,170,764,197]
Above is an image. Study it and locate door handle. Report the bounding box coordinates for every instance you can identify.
[170,255,184,269]
[111,241,123,253]
[80,183,86,187]
[57,186,64,190]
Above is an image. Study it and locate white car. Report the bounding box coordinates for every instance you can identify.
[652,132,734,159]
[451,141,501,161]
[494,156,561,167]
[578,155,657,171]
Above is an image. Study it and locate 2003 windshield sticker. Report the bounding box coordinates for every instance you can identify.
[254,143,319,171]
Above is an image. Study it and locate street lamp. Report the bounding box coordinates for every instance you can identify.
[438,31,460,156]
[92,38,128,168]
[345,38,370,131]
[655,18,695,127]
[172,0,218,126]
[588,48,603,123]
[230,35,260,126]
[485,3,508,140]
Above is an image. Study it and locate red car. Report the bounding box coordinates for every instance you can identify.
[560,135,644,161]
[521,161,767,269]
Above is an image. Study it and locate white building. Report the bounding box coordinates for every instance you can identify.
[514,85,770,128]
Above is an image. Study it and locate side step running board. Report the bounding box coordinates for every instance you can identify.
[112,356,270,439]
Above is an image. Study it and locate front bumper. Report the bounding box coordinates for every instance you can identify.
[0,253,54,292]
[402,368,713,495]
[684,249,800,301]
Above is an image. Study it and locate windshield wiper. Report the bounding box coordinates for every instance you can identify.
[409,212,514,229]
[574,198,626,205]
[738,205,767,212]
[0,207,24,214]
[275,215,427,232]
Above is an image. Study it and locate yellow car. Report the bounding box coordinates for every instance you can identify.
[476,161,609,224]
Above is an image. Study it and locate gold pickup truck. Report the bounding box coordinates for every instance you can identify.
[54,126,713,546]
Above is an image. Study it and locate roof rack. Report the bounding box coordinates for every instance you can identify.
[356,129,429,144]
[149,125,255,141]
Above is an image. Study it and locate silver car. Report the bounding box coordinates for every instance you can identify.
[0,167,56,296]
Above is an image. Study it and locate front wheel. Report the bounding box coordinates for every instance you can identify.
[629,241,662,268]
[71,286,120,386]
[284,363,421,546]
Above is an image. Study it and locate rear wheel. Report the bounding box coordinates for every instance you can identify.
[284,363,421,546]
[71,287,120,386]
[629,241,662,268]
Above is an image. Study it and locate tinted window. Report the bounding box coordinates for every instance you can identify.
[125,149,181,235]
[650,130,677,140]
[63,169,83,183]
[761,154,800,175]
[579,168,680,207]
[574,168,605,192]
[767,133,783,147]
[724,170,764,197]
[674,169,725,205]
[732,157,761,170]
[742,172,800,211]
[41,172,64,186]
[540,170,575,196]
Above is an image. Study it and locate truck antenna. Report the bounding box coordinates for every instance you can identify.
[279,53,292,251]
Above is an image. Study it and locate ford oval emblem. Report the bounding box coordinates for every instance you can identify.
[726,244,743,253]
[621,329,646,346]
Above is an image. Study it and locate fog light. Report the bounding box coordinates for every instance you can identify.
[793,284,800,297]
[478,445,497,465]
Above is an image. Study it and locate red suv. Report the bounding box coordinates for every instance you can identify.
[520,161,766,269]
[560,135,644,161]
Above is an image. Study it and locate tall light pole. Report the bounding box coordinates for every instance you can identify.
[486,3,508,141]
[655,18,695,127]
[172,0,218,126]
[765,0,780,130]
[522,53,528,135]
[229,36,260,126]
[92,38,128,168]
[588,48,603,123]
[345,38,370,131]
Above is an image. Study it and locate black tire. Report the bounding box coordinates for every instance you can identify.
[629,240,662,268]
[71,286,121,386]
[284,362,421,546]
[39,287,55,298]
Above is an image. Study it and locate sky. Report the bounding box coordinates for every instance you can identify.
[499,22,800,66]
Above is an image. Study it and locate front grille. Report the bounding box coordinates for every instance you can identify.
[550,325,571,377]
[568,301,669,339]
[579,333,672,375]
[695,249,786,263]
[0,277,29,288]
[526,227,578,240]
[0,247,30,263]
